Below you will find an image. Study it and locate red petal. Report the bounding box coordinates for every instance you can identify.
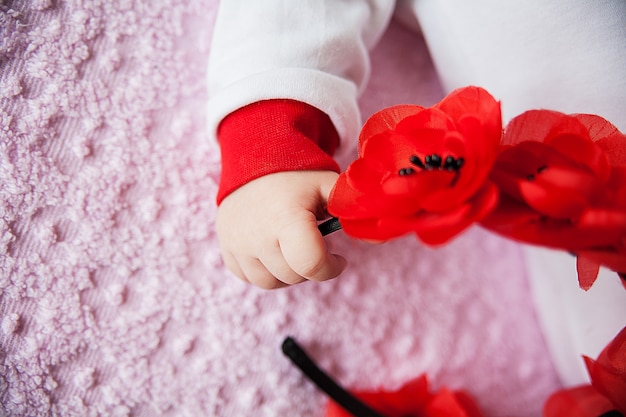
[329,159,423,219]
[576,256,601,291]
[455,114,499,166]
[544,113,591,142]
[356,376,431,417]
[377,375,432,415]
[381,170,452,198]
[380,204,474,245]
[492,142,585,198]
[597,327,626,375]
[325,401,353,417]
[598,327,626,372]
[360,104,424,150]
[396,107,456,132]
[416,116,498,213]
[504,111,620,183]
[575,247,626,278]
[329,159,461,221]
[451,391,486,417]
[343,157,389,193]
[543,385,616,417]
[517,165,605,219]
[436,86,502,141]
[480,194,625,250]
[437,86,498,114]
[325,375,432,417]
[339,217,414,241]
[328,168,375,218]
[576,114,620,140]
[574,113,625,144]
[385,182,498,245]
[607,167,626,207]
[546,133,611,182]
[585,355,626,413]
[597,133,626,166]
[503,110,566,146]
[423,389,478,417]
[577,209,626,234]
[498,141,566,169]
[480,193,540,229]
[361,130,423,168]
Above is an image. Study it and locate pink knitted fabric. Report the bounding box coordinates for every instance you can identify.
[0,1,560,416]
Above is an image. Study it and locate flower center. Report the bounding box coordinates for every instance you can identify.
[526,165,548,181]
[398,153,465,176]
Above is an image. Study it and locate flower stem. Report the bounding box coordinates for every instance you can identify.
[318,217,342,236]
[281,337,387,417]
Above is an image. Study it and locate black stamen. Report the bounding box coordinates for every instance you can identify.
[425,154,442,169]
[409,155,425,169]
[443,156,457,171]
[282,337,387,417]
[455,157,465,169]
[537,165,548,173]
[398,167,415,176]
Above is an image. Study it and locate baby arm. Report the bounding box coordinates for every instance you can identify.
[208,1,395,288]
[215,100,347,289]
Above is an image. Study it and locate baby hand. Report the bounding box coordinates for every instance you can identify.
[216,171,347,289]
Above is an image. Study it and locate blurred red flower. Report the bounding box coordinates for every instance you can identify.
[325,375,485,417]
[481,110,626,289]
[543,326,626,417]
[328,86,501,245]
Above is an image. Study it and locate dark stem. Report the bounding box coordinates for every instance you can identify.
[281,337,387,417]
[318,217,342,236]
[599,411,624,417]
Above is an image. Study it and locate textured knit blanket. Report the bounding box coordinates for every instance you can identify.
[0,1,560,416]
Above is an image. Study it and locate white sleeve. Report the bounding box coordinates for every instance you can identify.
[206,0,396,153]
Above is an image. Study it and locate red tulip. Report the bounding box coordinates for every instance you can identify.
[544,326,626,417]
[325,375,485,417]
[328,86,501,245]
[481,110,626,289]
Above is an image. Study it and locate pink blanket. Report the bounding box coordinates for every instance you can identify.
[0,1,560,416]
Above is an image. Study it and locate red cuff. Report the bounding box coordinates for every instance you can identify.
[216,99,341,204]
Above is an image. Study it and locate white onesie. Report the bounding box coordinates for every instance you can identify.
[208,0,626,386]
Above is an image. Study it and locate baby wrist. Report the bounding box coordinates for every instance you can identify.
[216,99,341,204]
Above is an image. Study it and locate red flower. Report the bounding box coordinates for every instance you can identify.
[481,110,626,289]
[328,87,501,245]
[543,326,626,417]
[325,375,485,417]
